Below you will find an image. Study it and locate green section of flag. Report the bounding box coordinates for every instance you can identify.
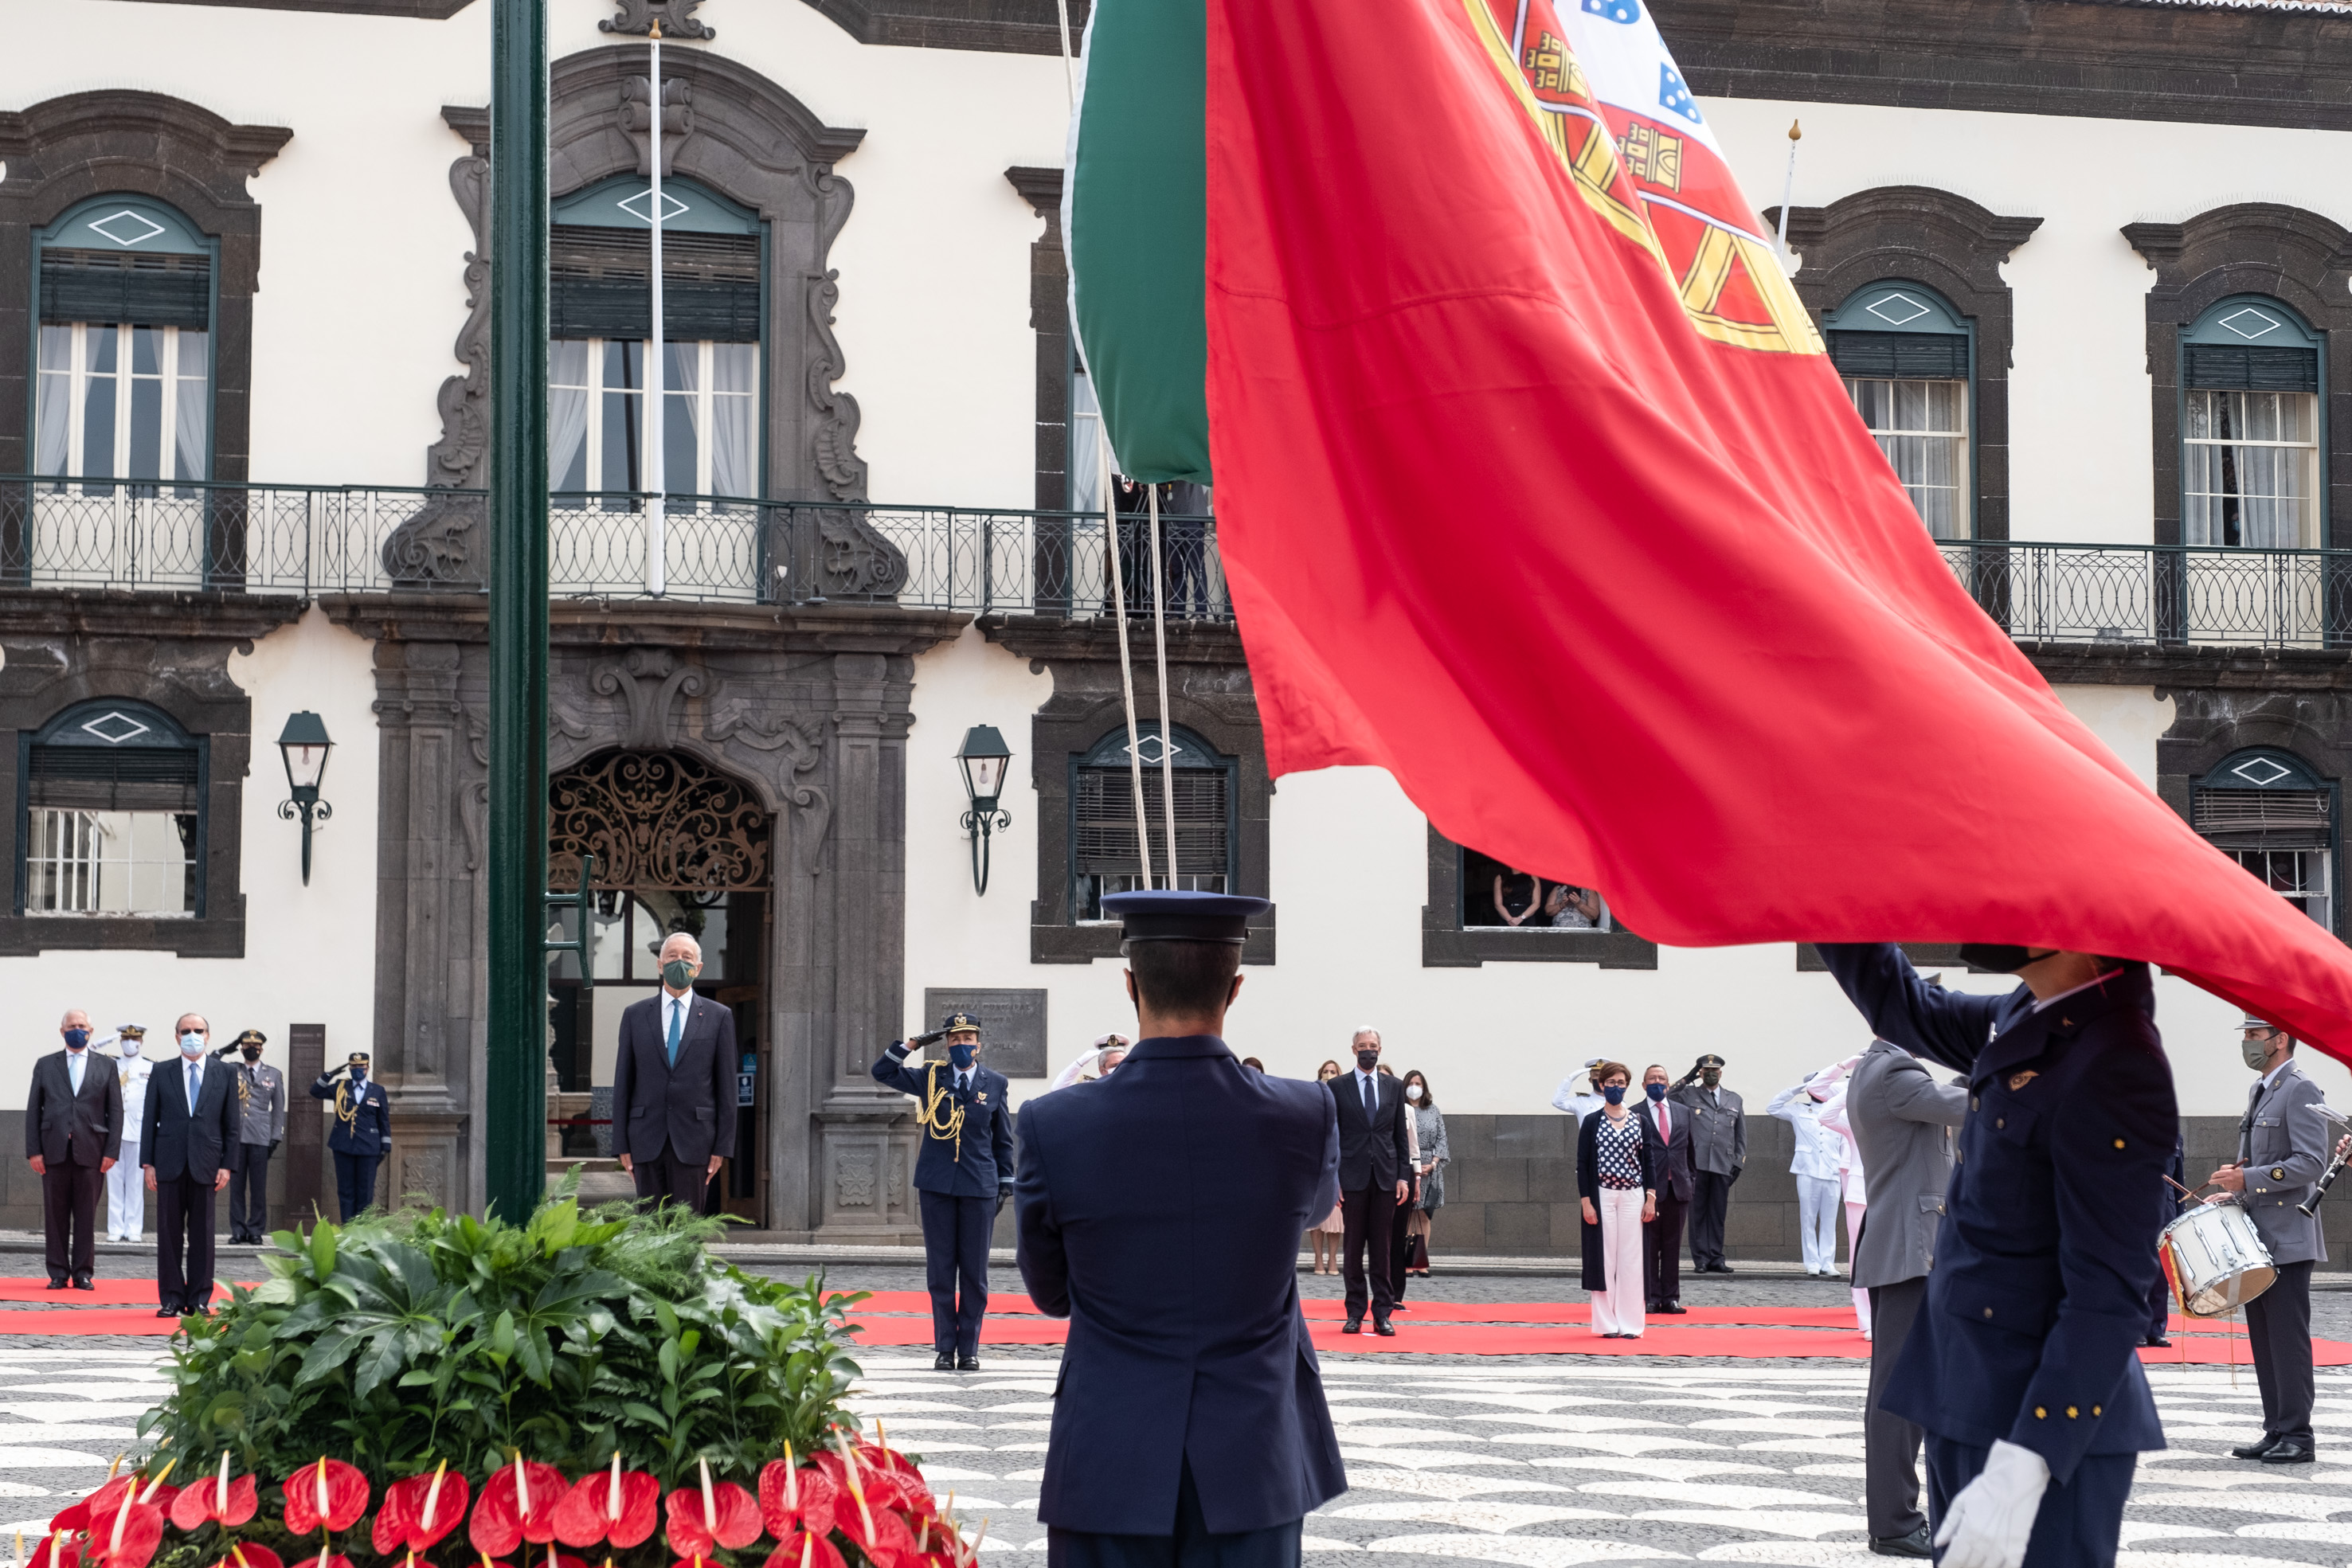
[1066,0,1212,486]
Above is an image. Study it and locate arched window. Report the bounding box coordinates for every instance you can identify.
[548,174,763,499]
[2194,746,2337,933]
[1070,722,1236,920]
[17,699,205,918]
[33,197,214,485]
[2181,295,2323,549]
[1825,281,1973,539]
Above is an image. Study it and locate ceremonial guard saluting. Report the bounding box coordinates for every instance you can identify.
[1016,890,1344,1566]
[872,1011,1015,1370]
[2208,1014,2339,1465]
[1819,942,2175,1568]
[101,1026,153,1241]
[1671,1054,1745,1273]
[310,1051,391,1221]
[227,1030,285,1243]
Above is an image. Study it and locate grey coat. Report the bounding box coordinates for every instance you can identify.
[1671,1084,1746,1176]
[2238,1058,2331,1266]
[1412,1104,1449,1208]
[1843,1038,1967,1289]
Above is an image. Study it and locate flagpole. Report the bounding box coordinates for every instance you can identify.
[1098,433,1156,892]
[1775,119,1801,257]
[644,19,667,597]
[1145,483,1178,890]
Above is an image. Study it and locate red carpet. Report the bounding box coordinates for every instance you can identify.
[0,1279,242,1306]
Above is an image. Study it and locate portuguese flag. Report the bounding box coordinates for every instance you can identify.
[1066,0,2352,1050]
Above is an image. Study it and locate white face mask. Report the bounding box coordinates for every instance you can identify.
[119,1040,140,1058]
[179,1033,205,1057]
[1405,1085,1423,1102]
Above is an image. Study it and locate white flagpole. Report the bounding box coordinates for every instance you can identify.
[645,19,667,597]
[1775,119,1801,258]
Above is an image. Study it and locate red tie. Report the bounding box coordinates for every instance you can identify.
[1659,1102,1670,1142]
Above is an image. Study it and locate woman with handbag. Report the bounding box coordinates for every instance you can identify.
[1403,1070,1447,1277]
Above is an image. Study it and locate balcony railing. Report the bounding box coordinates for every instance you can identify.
[0,478,1232,619]
[2,479,2345,652]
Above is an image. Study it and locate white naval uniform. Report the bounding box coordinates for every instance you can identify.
[104,1044,155,1239]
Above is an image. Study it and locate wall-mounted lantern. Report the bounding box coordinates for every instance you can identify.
[276,711,334,886]
[955,724,1013,896]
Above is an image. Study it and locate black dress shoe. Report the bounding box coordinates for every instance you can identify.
[2145,1335,2170,1348]
[155,1305,181,1319]
[2230,1434,2280,1460]
[45,1277,68,1291]
[71,1274,92,1291]
[1870,1525,1934,1558]
[1710,1262,1736,1274]
[1391,1302,1408,1312]
[1373,1320,1396,1337]
[957,1355,981,1372]
[1661,1302,1689,1315]
[933,1351,956,1371]
[2264,1437,2316,1464]
[1340,1319,1362,1335]
[1646,1301,1664,1315]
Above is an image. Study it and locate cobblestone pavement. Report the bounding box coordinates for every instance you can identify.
[8,1271,2352,1568]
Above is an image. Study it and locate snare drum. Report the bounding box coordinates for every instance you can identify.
[2160,1198,2276,1317]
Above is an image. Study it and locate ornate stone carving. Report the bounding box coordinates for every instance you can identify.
[400,1146,452,1208]
[382,492,485,589]
[601,0,714,38]
[835,1145,878,1209]
[621,76,693,178]
[593,647,706,749]
[549,749,771,891]
[807,268,867,500]
[710,696,832,875]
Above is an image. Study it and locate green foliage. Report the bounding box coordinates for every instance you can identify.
[138,1184,868,1498]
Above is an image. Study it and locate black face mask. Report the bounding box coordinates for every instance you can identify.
[1959,944,2037,974]
[1355,1049,1380,1071]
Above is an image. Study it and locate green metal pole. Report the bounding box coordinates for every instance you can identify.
[486,0,550,1220]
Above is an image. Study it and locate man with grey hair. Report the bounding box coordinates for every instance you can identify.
[1329,1025,1412,1334]
[612,929,739,1210]
[25,1008,121,1289]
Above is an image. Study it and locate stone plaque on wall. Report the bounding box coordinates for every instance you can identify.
[921,987,1049,1078]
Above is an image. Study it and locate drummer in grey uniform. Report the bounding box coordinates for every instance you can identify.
[2207,1013,2347,1465]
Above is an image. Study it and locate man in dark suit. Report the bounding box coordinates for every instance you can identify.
[1330,1025,1413,1335]
[612,930,738,1210]
[1819,942,2175,1568]
[872,1011,1016,1370]
[141,1014,237,1317]
[1638,1062,1695,1315]
[1016,890,1343,1568]
[25,1008,123,1290]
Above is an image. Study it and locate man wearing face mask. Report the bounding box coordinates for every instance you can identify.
[1671,1054,1745,1273]
[1638,1064,1695,1315]
[872,1011,1016,1370]
[2208,1014,2338,1466]
[100,1026,153,1241]
[1815,941,2175,1568]
[25,1009,123,1290]
[612,931,739,1212]
[1329,1026,1414,1335]
[143,1015,238,1317]
[226,1030,285,1244]
[309,1051,393,1220]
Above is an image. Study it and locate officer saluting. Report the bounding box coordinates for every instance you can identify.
[871,1011,1015,1371]
[309,1052,391,1221]
[1818,942,2175,1568]
[1016,891,1344,1566]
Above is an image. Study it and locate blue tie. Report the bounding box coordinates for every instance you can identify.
[67,1053,83,1094]
[665,999,683,1067]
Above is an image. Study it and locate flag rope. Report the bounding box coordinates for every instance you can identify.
[1098,430,1156,888]
[1147,483,1180,889]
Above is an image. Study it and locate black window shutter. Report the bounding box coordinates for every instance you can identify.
[2185,345,2319,393]
[1828,331,1968,380]
[39,248,211,330]
[550,226,761,342]
[26,743,202,812]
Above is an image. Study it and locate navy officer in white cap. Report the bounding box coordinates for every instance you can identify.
[1016,890,1344,1568]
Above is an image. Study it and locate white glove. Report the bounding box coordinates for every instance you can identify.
[1934,1440,2050,1568]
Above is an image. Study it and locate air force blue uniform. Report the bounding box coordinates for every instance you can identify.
[1017,1034,1345,1550]
[871,1040,1015,1357]
[310,1068,391,1221]
[1818,944,2176,1567]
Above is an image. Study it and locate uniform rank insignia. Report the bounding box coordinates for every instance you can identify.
[2008,1069,2040,1091]
[976,1092,988,1101]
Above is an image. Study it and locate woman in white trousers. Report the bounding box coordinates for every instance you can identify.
[1576,1061,1658,1339]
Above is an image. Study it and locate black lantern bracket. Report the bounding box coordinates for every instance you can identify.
[955,724,1015,897]
[275,710,335,886]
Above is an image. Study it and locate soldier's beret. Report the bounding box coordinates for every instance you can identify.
[233,1029,267,1049]
[941,1012,983,1034]
[1102,890,1272,946]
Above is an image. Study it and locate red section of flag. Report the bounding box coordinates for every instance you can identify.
[1200,0,2352,1050]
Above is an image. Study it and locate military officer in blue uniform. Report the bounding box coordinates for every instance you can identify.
[1017,890,1344,1568]
[1816,941,2176,1568]
[309,1051,392,1221]
[872,1011,1016,1371]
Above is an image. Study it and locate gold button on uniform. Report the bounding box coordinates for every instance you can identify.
[1983,1308,1994,1318]
[1997,1117,2006,1128]
[1971,1096,1980,1112]
[2114,1140,2126,1150]
[2034,1407,2047,1419]
[2274,1168,2287,1181]
[2067,1406,2079,1418]
[2093,1406,2103,1417]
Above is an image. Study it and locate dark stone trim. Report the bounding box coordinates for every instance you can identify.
[978,615,1275,966]
[0,590,303,957]
[2021,639,2352,692]
[2122,206,2352,550]
[2157,689,2352,943]
[1420,826,1658,970]
[0,92,291,484]
[109,0,474,14]
[1772,189,2041,543]
[1654,0,2352,135]
[1008,167,1069,513]
[800,0,1089,56]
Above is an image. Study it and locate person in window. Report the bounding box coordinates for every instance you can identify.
[1577,1062,1658,1339]
[1491,869,1544,926]
[1307,1062,1348,1273]
[1402,1071,1447,1279]
[1546,884,1606,929]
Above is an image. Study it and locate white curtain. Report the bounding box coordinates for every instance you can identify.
[710,342,757,499]
[173,330,208,482]
[547,341,592,492]
[34,327,70,475]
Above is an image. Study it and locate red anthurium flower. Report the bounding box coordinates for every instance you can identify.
[280,1460,370,1536]
[662,1479,761,1556]
[816,1449,903,1515]
[372,1462,472,1554]
[550,1459,660,1550]
[289,1550,351,1568]
[58,1463,179,1539]
[756,1458,836,1543]
[209,1544,284,1568]
[34,1531,82,1568]
[835,1503,915,1568]
[170,1454,260,1531]
[468,1457,569,1556]
[761,1539,847,1568]
[83,1499,165,1568]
